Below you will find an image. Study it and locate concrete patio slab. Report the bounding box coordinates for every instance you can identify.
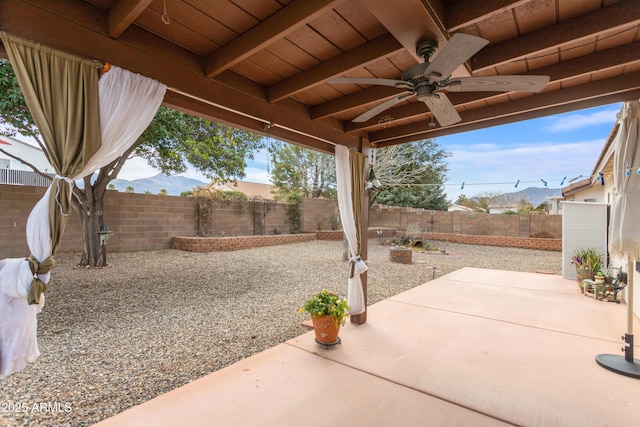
[94,268,639,427]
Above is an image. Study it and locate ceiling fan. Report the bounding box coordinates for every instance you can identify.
[327,33,550,127]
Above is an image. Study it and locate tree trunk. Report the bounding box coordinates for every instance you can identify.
[71,150,135,267]
[77,196,107,267]
[74,175,108,267]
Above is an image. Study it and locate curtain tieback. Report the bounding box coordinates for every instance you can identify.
[349,255,362,278]
[26,255,56,305]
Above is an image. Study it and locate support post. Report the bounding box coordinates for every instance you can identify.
[350,140,373,325]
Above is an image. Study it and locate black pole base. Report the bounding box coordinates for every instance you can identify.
[595,354,640,379]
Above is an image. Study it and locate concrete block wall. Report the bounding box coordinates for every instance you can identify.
[0,184,197,258]
[0,184,563,259]
[205,201,293,236]
[0,185,46,258]
[369,206,562,239]
[300,198,338,232]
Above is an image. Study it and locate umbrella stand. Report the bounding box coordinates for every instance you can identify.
[596,259,640,379]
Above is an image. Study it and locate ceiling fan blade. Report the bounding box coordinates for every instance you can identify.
[446,75,550,92]
[424,33,489,81]
[327,77,411,89]
[352,92,415,123]
[422,93,461,127]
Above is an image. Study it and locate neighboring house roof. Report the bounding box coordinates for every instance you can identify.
[562,178,592,198]
[0,135,52,172]
[561,117,619,199]
[213,181,275,200]
[447,204,473,212]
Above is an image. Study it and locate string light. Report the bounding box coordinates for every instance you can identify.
[375,167,640,189]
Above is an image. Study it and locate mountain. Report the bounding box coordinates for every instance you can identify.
[496,187,562,206]
[110,174,208,196]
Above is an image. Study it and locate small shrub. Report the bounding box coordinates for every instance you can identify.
[329,216,340,231]
[405,222,421,239]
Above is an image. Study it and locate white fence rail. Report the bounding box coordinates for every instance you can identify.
[0,169,54,187]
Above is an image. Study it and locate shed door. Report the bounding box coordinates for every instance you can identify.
[561,202,608,279]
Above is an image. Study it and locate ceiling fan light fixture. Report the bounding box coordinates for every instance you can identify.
[327,33,549,127]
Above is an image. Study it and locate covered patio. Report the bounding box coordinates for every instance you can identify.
[94,267,640,426]
[1,1,639,424]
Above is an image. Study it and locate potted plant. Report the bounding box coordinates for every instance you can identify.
[571,247,604,292]
[594,270,606,283]
[299,289,350,346]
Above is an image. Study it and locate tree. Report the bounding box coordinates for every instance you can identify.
[371,140,450,210]
[0,58,264,266]
[125,186,134,193]
[269,141,336,199]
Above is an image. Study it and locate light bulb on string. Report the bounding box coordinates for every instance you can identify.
[560,177,566,186]
[460,182,464,190]
[598,172,605,186]
[514,180,519,188]
[540,179,548,187]
[626,166,631,177]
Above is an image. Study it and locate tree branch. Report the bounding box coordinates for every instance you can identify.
[0,147,53,181]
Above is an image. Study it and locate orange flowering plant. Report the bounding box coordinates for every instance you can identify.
[299,289,350,328]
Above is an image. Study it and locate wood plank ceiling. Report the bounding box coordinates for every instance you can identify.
[1,0,639,154]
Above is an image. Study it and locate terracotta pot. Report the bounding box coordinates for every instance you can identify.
[311,315,340,344]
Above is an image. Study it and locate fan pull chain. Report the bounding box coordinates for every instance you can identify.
[162,0,171,24]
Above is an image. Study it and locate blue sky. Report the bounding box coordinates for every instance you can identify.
[118,102,621,202]
[436,103,621,201]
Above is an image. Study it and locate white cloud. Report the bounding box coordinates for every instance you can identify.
[545,107,620,132]
[243,167,271,184]
[444,138,606,200]
[118,157,159,180]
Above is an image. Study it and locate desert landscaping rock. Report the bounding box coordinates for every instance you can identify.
[0,240,561,426]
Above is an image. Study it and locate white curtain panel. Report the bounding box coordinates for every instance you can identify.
[76,65,167,179]
[0,66,166,376]
[609,100,640,258]
[335,145,367,315]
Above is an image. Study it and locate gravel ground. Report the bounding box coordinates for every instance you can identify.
[0,240,561,427]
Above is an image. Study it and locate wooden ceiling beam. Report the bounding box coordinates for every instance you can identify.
[471,0,640,71]
[163,91,335,155]
[360,0,447,64]
[370,71,640,144]
[375,88,639,147]
[0,0,359,149]
[445,0,529,32]
[204,0,341,78]
[108,0,154,38]
[310,86,401,119]
[267,33,403,103]
[344,41,640,132]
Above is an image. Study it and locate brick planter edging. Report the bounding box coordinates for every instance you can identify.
[422,232,561,251]
[389,247,412,264]
[315,229,399,241]
[171,230,561,252]
[172,233,316,252]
